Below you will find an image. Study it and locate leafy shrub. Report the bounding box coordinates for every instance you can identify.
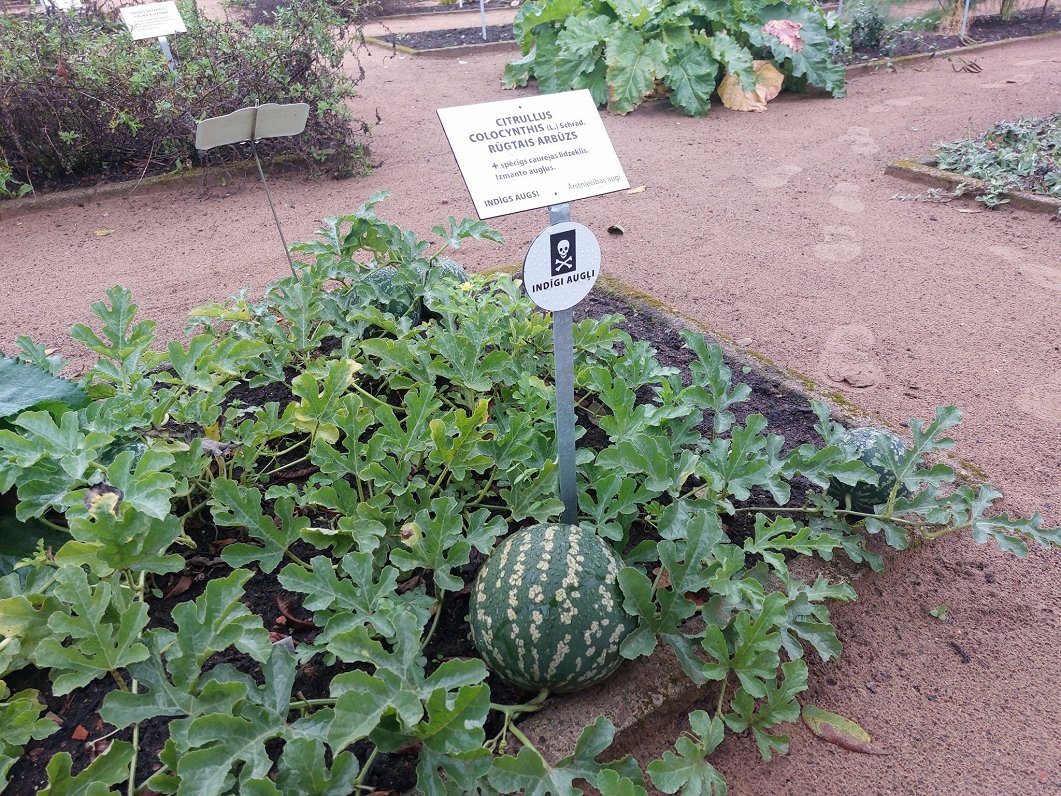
[935,113,1061,207]
[0,195,1056,792]
[848,0,887,49]
[0,0,371,193]
[502,0,847,116]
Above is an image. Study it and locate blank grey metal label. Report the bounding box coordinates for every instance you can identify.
[195,103,310,151]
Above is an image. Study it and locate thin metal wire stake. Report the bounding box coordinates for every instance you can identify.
[251,139,298,279]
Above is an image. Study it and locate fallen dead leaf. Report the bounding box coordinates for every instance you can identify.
[802,705,889,754]
[276,594,316,630]
[625,185,646,194]
[719,61,784,112]
[94,229,115,237]
[162,574,193,600]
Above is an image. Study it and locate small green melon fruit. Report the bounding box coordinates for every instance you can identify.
[469,523,635,693]
[827,427,909,514]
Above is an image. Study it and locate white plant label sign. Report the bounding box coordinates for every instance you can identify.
[523,222,600,311]
[437,90,629,219]
[119,1,187,40]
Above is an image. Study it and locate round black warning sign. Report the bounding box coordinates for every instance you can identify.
[522,221,601,312]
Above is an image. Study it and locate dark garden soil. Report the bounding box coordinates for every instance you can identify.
[843,7,1061,62]
[376,22,513,49]
[370,7,1060,56]
[3,289,822,795]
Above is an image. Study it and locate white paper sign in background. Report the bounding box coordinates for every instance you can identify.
[437,90,629,219]
[119,1,187,40]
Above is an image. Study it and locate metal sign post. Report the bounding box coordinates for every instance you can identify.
[959,0,973,38]
[438,89,623,523]
[548,203,577,522]
[157,35,178,75]
[195,103,311,278]
[523,207,602,524]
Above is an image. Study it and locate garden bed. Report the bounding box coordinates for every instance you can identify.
[888,113,1061,216]
[372,7,1060,57]
[376,0,515,17]
[3,284,823,795]
[844,7,1061,62]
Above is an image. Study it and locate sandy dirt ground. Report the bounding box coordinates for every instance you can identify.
[1,34,1059,795]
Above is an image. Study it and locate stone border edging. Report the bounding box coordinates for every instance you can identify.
[364,34,517,57]
[0,154,304,223]
[844,29,1061,77]
[886,159,1061,216]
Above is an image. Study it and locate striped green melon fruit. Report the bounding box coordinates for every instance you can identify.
[469,524,636,693]
[362,266,421,322]
[827,427,909,514]
[431,257,468,282]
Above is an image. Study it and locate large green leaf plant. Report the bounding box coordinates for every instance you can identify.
[503,0,847,115]
[0,193,1056,793]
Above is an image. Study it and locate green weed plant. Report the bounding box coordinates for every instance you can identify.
[935,113,1061,208]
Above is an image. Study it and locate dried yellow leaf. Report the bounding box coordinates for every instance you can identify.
[719,61,785,113]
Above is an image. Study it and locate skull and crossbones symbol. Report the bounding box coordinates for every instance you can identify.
[554,238,574,273]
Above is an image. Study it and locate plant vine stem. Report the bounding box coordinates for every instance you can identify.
[37,516,68,533]
[284,548,310,569]
[126,570,147,795]
[270,438,309,459]
[420,589,445,652]
[288,696,338,710]
[465,501,509,513]
[180,498,210,521]
[489,687,551,716]
[507,723,543,757]
[353,747,380,791]
[260,453,311,479]
[429,463,450,497]
[730,505,937,528]
[923,524,968,540]
[351,381,404,415]
[471,472,496,505]
[127,711,140,796]
[714,675,729,720]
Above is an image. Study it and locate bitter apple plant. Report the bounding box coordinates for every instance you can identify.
[0,193,1056,794]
